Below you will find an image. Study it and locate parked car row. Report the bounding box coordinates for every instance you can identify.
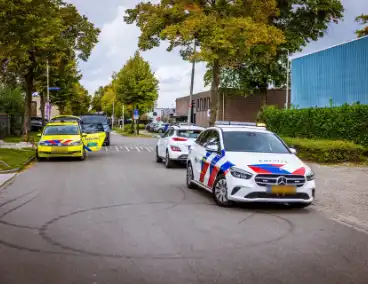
[145,122,171,133]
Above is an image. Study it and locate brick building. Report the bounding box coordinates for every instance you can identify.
[175,89,289,127]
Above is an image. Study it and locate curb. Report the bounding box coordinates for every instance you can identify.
[0,173,17,189]
[0,156,36,174]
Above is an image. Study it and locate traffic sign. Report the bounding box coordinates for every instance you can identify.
[49,87,61,91]
[133,109,139,120]
[207,109,211,118]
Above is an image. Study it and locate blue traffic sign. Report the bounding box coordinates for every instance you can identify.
[48,87,61,91]
[133,109,139,120]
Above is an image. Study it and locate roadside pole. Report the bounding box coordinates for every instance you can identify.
[46,60,50,120]
[122,104,124,130]
[285,51,290,109]
[187,39,197,125]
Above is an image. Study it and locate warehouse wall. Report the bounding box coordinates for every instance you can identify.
[291,36,368,108]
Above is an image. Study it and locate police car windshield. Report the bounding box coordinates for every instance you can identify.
[177,129,202,139]
[222,131,290,153]
[43,125,79,135]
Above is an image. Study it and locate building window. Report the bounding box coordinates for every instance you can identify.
[197,99,199,111]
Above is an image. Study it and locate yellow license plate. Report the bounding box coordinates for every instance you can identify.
[271,185,296,194]
[51,147,68,153]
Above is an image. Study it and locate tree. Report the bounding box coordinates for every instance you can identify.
[66,82,91,115]
[0,0,100,135]
[101,86,115,117]
[115,51,159,134]
[209,0,344,106]
[356,14,368,37]
[91,86,104,112]
[124,0,285,125]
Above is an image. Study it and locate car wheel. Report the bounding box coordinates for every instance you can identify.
[156,147,162,163]
[212,174,234,207]
[158,129,163,133]
[80,150,86,161]
[165,150,174,168]
[289,202,311,209]
[36,150,43,161]
[186,162,197,189]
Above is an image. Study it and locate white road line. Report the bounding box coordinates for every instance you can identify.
[105,147,108,151]
[120,146,123,149]
[148,147,154,151]
[136,147,141,152]
[145,147,152,152]
[125,146,130,152]
[115,146,119,152]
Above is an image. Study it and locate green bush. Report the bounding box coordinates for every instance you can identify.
[259,104,368,147]
[281,137,367,163]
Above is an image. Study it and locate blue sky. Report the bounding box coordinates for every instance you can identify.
[68,0,368,107]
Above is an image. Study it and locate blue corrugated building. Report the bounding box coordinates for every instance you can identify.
[291,36,368,108]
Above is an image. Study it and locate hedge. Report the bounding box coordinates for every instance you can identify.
[259,104,368,147]
[281,137,367,163]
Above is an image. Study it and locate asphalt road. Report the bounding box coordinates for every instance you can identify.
[1,133,368,284]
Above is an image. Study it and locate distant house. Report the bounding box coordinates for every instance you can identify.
[32,94,59,118]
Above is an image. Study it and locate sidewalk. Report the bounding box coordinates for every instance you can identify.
[0,173,16,188]
[0,140,34,149]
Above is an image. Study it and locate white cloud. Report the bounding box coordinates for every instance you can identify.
[77,4,208,107]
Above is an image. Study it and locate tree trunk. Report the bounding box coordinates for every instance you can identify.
[23,72,34,139]
[260,87,268,107]
[58,105,65,115]
[208,59,220,126]
[40,92,45,126]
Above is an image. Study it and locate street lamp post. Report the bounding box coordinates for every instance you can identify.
[187,39,197,125]
[46,59,50,120]
[285,51,290,109]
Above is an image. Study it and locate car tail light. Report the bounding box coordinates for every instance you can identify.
[172,137,187,142]
[170,145,181,152]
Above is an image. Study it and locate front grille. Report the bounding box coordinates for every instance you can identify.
[245,192,310,200]
[255,174,305,187]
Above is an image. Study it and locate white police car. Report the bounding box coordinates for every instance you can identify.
[186,121,316,208]
[156,125,204,168]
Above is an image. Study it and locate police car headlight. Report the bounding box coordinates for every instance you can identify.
[69,141,82,146]
[230,167,253,180]
[306,171,315,181]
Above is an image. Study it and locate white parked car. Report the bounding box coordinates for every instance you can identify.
[156,125,205,168]
[186,121,316,208]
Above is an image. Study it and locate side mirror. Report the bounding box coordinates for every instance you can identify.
[290,148,297,155]
[206,144,219,153]
[37,133,42,137]
[82,133,88,137]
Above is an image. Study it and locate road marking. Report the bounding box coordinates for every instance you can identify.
[136,147,141,152]
[130,147,135,150]
[115,146,119,152]
[125,146,130,152]
[149,147,154,151]
[120,146,123,149]
[145,147,152,152]
[105,147,108,151]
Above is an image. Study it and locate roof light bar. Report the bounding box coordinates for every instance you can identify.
[214,121,267,128]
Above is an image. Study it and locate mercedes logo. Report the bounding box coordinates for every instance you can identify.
[277,176,287,185]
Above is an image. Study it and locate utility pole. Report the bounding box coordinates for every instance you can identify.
[122,103,124,130]
[46,59,50,120]
[285,51,290,109]
[187,39,197,125]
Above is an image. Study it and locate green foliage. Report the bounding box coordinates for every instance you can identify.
[356,14,368,37]
[0,0,100,133]
[91,86,104,112]
[65,83,91,115]
[259,104,368,147]
[0,84,24,116]
[282,137,366,164]
[124,0,285,124]
[115,51,159,116]
[210,0,344,101]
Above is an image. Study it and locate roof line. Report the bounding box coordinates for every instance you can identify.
[291,35,368,61]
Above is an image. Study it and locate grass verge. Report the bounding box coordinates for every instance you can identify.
[2,131,40,143]
[0,148,36,171]
[282,136,368,164]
